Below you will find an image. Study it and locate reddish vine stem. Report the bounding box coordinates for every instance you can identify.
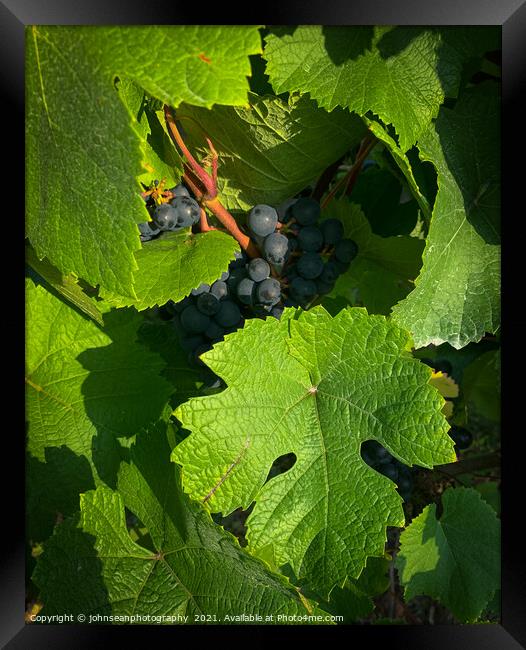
[164,104,260,257]
[321,133,377,209]
[310,155,345,202]
[198,207,217,232]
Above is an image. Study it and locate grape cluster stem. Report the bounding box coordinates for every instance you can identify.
[164,105,260,258]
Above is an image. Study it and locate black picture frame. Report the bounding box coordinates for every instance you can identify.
[9,1,523,647]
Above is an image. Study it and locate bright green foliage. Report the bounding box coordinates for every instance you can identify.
[462,350,500,423]
[25,279,172,540]
[322,200,424,315]
[392,83,500,349]
[33,424,319,623]
[26,244,104,326]
[26,26,146,297]
[101,231,240,311]
[177,93,366,211]
[173,307,454,596]
[397,487,500,622]
[85,25,263,109]
[117,78,182,188]
[26,25,261,298]
[264,26,496,152]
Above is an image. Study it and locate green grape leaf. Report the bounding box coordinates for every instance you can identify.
[33,424,320,622]
[26,26,146,297]
[26,279,173,541]
[177,93,366,211]
[172,306,455,597]
[117,78,183,188]
[26,26,261,297]
[392,83,500,349]
[101,231,240,311]
[264,26,497,152]
[396,487,500,622]
[26,244,104,326]
[88,25,263,109]
[322,200,424,315]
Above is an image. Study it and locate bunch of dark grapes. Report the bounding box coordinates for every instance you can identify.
[138,181,200,242]
[146,184,358,368]
[361,440,414,501]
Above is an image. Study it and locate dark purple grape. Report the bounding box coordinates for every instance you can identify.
[335,239,359,264]
[180,305,211,334]
[297,252,324,280]
[289,277,317,302]
[152,203,178,231]
[263,232,289,265]
[169,183,190,198]
[214,300,242,328]
[256,278,281,305]
[291,197,320,225]
[170,195,200,227]
[248,205,278,237]
[247,258,271,282]
[321,218,344,245]
[210,280,229,300]
[191,283,210,296]
[237,278,256,305]
[197,292,220,316]
[297,226,324,252]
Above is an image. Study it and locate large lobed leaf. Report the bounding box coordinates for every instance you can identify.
[392,83,500,349]
[25,279,172,541]
[26,26,262,297]
[264,26,498,152]
[173,307,455,597]
[101,230,240,311]
[33,424,320,623]
[177,93,366,212]
[396,487,500,622]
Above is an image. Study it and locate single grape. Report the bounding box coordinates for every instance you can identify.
[237,277,256,305]
[204,320,225,341]
[171,196,200,227]
[397,473,414,500]
[297,252,324,280]
[375,446,392,465]
[297,226,324,252]
[191,283,210,296]
[138,221,160,241]
[210,280,229,300]
[291,197,320,225]
[335,239,359,264]
[263,232,289,265]
[287,237,299,254]
[226,267,248,292]
[220,270,230,282]
[256,278,281,305]
[169,183,190,198]
[320,218,344,246]
[289,277,317,302]
[214,300,242,328]
[152,203,178,231]
[197,292,220,316]
[320,260,340,285]
[180,305,211,334]
[247,258,271,282]
[247,204,278,237]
